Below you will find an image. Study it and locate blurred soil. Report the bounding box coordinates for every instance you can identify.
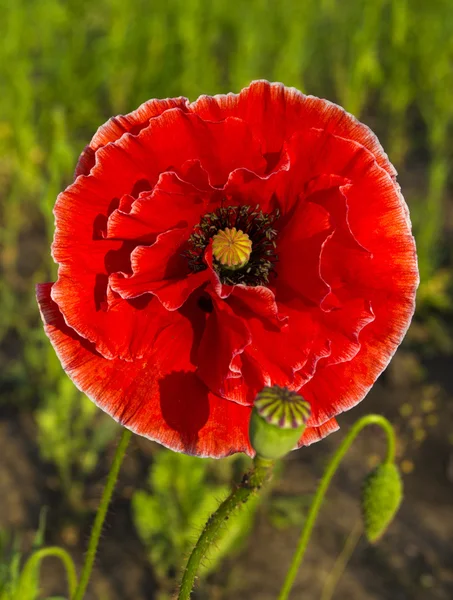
[1,354,452,600]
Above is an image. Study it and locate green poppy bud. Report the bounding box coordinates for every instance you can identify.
[249,386,311,460]
[361,462,403,543]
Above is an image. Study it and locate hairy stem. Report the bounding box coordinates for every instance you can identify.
[178,455,275,600]
[278,414,396,600]
[73,427,132,600]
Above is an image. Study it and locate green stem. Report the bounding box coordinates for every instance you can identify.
[178,455,275,600]
[18,546,78,599]
[73,427,132,600]
[278,414,396,600]
[320,519,362,600]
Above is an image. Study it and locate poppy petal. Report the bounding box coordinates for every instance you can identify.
[110,228,209,310]
[54,112,266,358]
[276,199,333,306]
[37,282,253,458]
[300,177,417,426]
[243,305,327,391]
[75,97,189,177]
[197,294,252,405]
[128,110,268,187]
[299,417,339,447]
[105,172,209,242]
[190,80,395,179]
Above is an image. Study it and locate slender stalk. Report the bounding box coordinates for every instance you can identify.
[178,456,275,600]
[278,414,396,600]
[18,546,78,599]
[73,427,132,600]
[320,519,362,600]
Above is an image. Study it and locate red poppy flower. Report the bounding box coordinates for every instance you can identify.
[37,80,418,458]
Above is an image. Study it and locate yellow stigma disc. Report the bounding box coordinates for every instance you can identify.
[212,227,252,269]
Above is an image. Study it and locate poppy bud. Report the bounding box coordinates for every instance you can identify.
[249,386,311,460]
[361,462,403,543]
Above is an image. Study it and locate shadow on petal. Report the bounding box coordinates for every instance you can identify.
[159,371,210,454]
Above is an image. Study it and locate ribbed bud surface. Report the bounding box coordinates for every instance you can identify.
[249,386,311,459]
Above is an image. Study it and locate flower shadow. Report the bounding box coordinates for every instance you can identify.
[159,371,210,455]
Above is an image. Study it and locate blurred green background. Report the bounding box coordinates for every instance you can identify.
[1,0,452,599]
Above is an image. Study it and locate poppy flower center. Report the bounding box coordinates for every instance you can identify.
[186,204,280,287]
[212,227,252,269]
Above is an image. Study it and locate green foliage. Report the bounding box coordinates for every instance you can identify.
[34,348,118,500]
[132,451,257,593]
[36,380,118,500]
[268,495,311,531]
[0,532,24,600]
[0,510,65,600]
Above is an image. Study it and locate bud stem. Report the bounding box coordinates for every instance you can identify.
[320,519,363,600]
[18,546,78,598]
[277,414,397,600]
[178,455,275,599]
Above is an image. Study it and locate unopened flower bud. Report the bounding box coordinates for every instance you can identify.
[361,462,403,543]
[249,386,311,460]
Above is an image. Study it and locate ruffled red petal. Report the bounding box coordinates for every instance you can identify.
[241,304,323,392]
[37,283,253,458]
[129,110,267,187]
[280,127,383,213]
[199,286,287,404]
[276,199,332,306]
[105,172,209,242]
[203,243,235,299]
[302,284,416,428]
[51,262,178,361]
[53,111,268,359]
[221,159,289,214]
[297,165,417,426]
[228,284,283,325]
[110,228,209,310]
[197,294,253,405]
[299,417,339,447]
[75,97,189,177]
[190,80,395,179]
